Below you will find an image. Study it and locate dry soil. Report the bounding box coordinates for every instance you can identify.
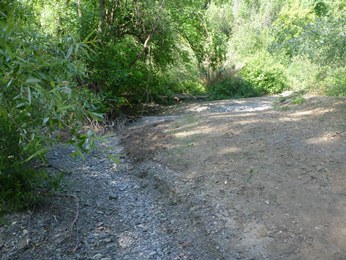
[122,95,346,259]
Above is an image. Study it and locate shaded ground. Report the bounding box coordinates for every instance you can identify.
[1,95,345,259]
[122,95,346,259]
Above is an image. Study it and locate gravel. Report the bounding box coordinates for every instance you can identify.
[0,96,289,259]
[0,135,222,259]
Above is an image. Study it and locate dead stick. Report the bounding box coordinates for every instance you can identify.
[49,192,80,251]
[71,194,80,252]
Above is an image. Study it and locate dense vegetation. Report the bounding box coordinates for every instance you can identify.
[0,0,345,212]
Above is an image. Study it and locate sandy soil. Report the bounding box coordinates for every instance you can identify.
[122,95,346,259]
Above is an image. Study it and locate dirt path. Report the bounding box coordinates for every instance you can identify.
[122,95,346,259]
[1,95,345,259]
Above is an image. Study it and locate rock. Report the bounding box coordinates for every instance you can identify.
[104,238,112,243]
[317,166,325,172]
[92,253,103,259]
[109,194,118,200]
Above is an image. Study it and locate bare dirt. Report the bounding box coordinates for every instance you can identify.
[122,95,346,259]
[1,95,345,259]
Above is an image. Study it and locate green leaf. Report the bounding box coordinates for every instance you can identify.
[15,102,26,108]
[27,86,32,105]
[88,112,104,121]
[43,117,50,124]
[6,78,13,88]
[26,77,41,84]
[83,30,96,42]
[23,147,48,163]
[66,46,73,59]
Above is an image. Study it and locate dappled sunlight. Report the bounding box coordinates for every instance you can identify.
[290,108,332,118]
[121,95,346,260]
[207,112,259,119]
[171,123,241,139]
[217,146,241,155]
[277,108,332,123]
[305,132,344,145]
[173,129,205,138]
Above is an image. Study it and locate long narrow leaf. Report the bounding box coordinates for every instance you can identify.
[26,77,41,84]
[66,46,73,59]
[23,147,48,163]
[27,86,32,105]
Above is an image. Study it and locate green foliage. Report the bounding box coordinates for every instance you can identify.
[240,54,288,95]
[208,77,259,100]
[0,116,61,213]
[91,38,150,102]
[32,0,80,36]
[3,0,346,213]
[175,80,206,95]
[324,68,346,97]
[291,94,306,104]
[271,3,316,57]
[0,16,102,159]
[285,56,320,90]
[0,3,106,213]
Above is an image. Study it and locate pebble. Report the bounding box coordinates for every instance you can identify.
[92,253,103,259]
[104,238,112,243]
[109,194,118,200]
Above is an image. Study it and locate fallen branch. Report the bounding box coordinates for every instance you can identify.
[70,194,80,252]
[48,192,80,252]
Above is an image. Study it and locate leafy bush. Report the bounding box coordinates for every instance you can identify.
[286,56,321,91]
[0,10,104,212]
[91,38,153,103]
[291,94,306,104]
[208,77,259,100]
[240,54,288,95]
[0,17,102,160]
[325,68,346,97]
[0,115,61,213]
[174,80,206,95]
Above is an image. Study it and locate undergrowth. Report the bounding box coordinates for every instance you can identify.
[207,77,259,100]
[0,116,62,214]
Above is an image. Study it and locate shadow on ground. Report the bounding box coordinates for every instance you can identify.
[122,96,346,259]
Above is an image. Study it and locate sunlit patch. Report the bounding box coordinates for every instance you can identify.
[305,132,343,144]
[187,106,209,113]
[217,146,240,155]
[291,108,332,118]
[174,129,203,138]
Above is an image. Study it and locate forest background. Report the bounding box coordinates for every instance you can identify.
[0,0,345,212]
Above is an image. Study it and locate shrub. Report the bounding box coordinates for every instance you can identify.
[208,77,259,100]
[174,80,206,95]
[325,68,346,97]
[0,115,61,213]
[286,56,321,91]
[0,12,103,213]
[240,54,288,95]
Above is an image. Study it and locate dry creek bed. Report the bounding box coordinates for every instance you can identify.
[1,95,346,259]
